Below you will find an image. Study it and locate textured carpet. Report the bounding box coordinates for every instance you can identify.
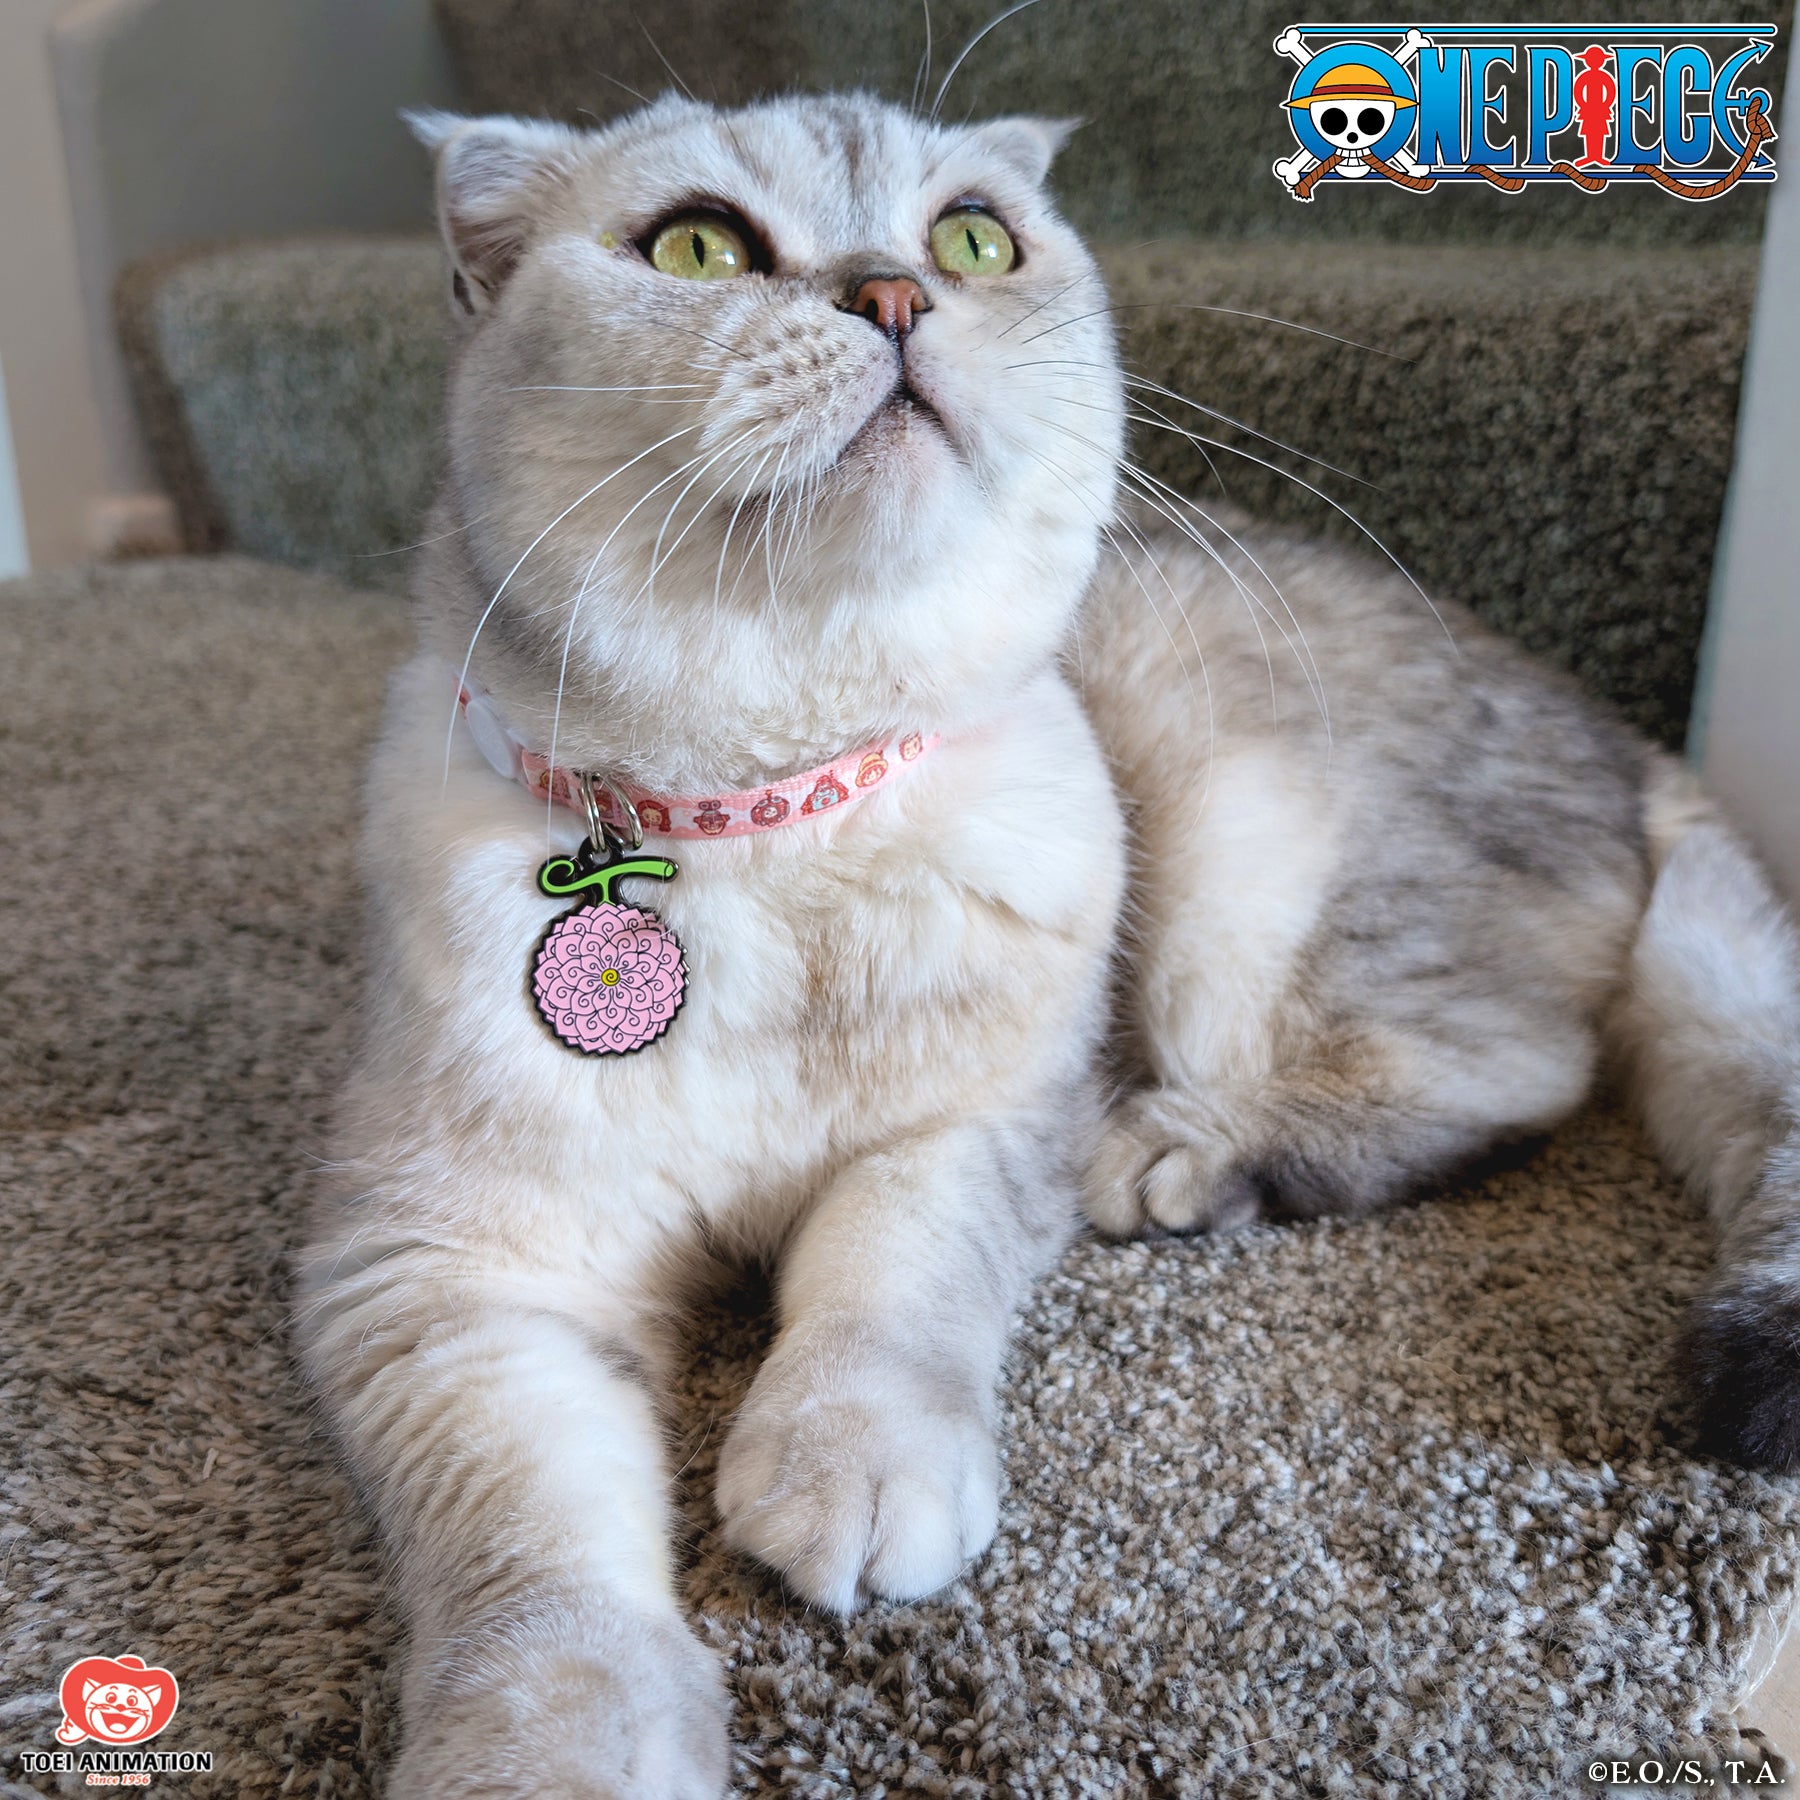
[3,556,1800,1797]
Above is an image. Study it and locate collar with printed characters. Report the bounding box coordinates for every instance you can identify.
[456,679,937,842]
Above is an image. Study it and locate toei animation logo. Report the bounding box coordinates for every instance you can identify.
[15,1652,214,1785]
[55,1654,179,1746]
[1273,23,1778,201]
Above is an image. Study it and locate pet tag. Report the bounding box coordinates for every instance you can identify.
[532,835,685,1055]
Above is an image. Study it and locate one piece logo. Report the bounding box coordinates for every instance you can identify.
[55,1654,180,1746]
[1274,22,1778,200]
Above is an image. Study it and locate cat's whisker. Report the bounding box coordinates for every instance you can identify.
[657,322,740,362]
[1121,470,1284,727]
[633,433,775,625]
[1124,377,1376,491]
[1015,298,1407,361]
[723,460,783,615]
[770,478,804,592]
[1033,361,1439,663]
[570,69,655,113]
[772,449,822,592]
[1121,492,1278,718]
[911,0,933,112]
[1103,518,1217,816]
[636,430,765,616]
[714,444,780,630]
[1015,365,1235,493]
[1032,410,1304,730]
[543,440,735,824]
[771,467,806,588]
[1031,409,1282,717]
[546,542,612,833]
[1122,429,1331,730]
[446,421,705,784]
[1033,374,1382,712]
[756,438,799,603]
[504,384,704,394]
[930,0,1045,121]
[355,511,483,561]
[636,17,701,104]
[992,273,1099,344]
[1125,455,1332,747]
[760,454,798,589]
[1137,474,1328,735]
[1034,382,1228,495]
[1142,421,1456,651]
[1008,440,1212,776]
[1014,358,1377,490]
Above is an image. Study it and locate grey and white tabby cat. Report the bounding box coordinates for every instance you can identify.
[297,91,1800,1796]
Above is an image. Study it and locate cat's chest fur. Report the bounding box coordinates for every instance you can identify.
[350,654,1124,1278]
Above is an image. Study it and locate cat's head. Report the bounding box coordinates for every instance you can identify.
[411,93,1123,780]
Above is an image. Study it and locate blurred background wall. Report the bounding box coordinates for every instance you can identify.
[0,0,111,569]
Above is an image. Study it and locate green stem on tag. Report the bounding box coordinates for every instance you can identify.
[537,854,679,904]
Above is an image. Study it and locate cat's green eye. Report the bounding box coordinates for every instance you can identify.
[647,214,754,281]
[930,207,1017,277]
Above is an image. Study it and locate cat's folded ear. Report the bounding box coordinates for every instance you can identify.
[965,116,1081,186]
[404,110,583,313]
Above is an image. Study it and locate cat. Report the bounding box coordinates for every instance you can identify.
[296,91,1800,1798]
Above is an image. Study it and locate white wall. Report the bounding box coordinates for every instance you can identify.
[1691,66,1800,904]
[0,0,113,570]
[0,0,452,574]
[0,355,31,580]
[52,0,454,500]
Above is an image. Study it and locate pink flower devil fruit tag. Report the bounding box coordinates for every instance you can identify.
[532,839,685,1055]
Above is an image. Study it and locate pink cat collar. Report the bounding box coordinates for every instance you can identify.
[457,681,938,841]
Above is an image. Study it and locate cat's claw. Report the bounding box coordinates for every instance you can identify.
[716,1340,999,1613]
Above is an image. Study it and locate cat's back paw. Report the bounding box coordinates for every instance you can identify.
[1083,1090,1264,1237]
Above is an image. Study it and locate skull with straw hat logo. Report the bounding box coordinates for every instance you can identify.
[1285,57,1417,176]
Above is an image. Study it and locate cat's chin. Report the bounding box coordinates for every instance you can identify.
[829,390,961,528]
[841,387,953,466]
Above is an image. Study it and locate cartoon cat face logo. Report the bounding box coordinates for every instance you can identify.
[55,1654,179,1746]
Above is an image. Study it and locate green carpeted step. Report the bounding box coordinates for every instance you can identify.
[116,233,1755,744]
[117,237,450,596]
[1105,239,1757,748]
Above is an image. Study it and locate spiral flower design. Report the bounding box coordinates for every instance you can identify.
[532,902,685,1055]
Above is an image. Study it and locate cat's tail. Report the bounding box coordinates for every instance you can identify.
[1610,755,1800,1470]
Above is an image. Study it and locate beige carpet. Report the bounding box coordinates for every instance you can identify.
[3,557,1799,1798]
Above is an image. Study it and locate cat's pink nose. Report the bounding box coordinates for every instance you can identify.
[846,275,931,339]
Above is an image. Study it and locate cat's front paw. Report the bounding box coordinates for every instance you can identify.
[387,1607,729,1800]
[1084,1089,1263,1237]
[716,1336,999,1613]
